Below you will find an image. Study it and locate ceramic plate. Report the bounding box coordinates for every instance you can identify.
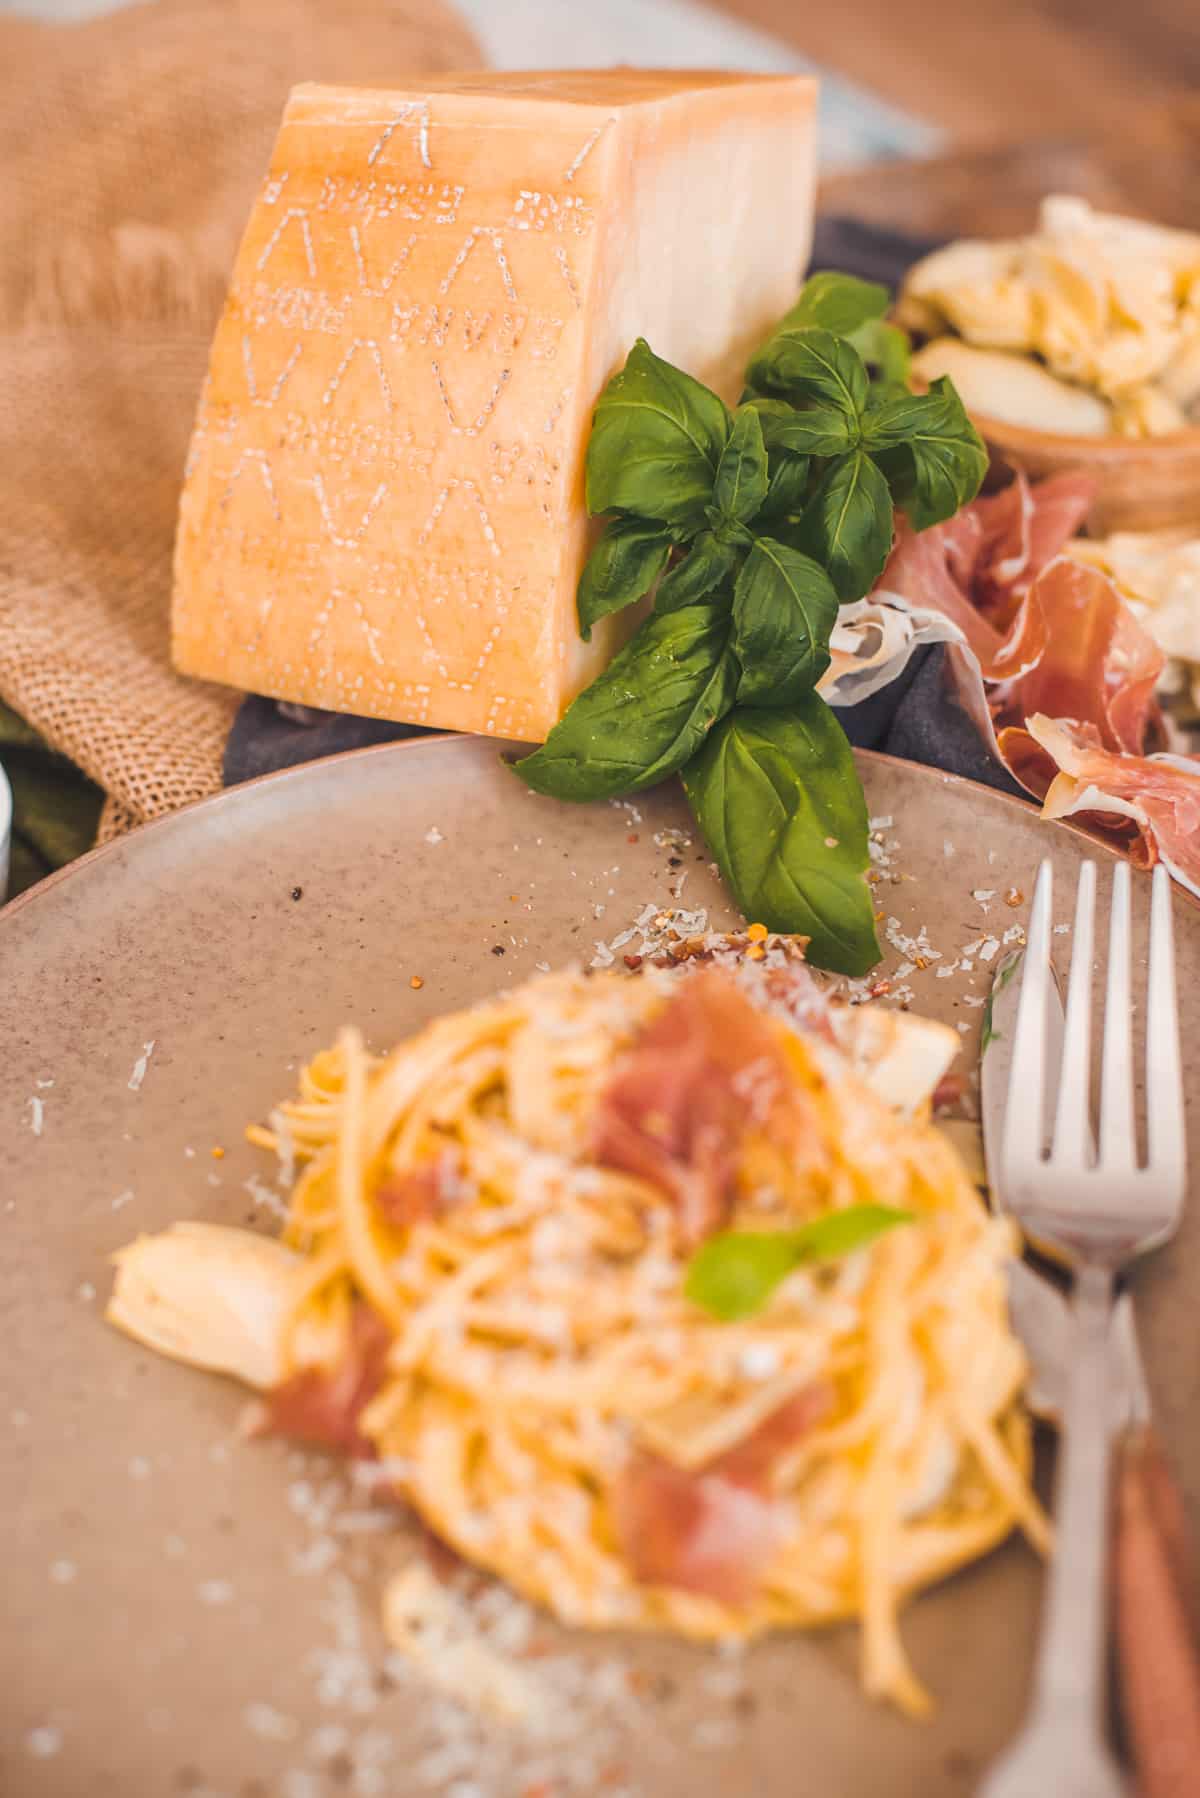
[4,738,1198,1798]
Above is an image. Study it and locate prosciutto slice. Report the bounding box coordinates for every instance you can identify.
[997,558,1166,794]
[842,468,1200,883]
[1026,716,1200,898]
[879,471,1094,679]
[255,1302,392,1458]
[591,973,797,1245]
[375,1148,461,1229]
[615,1385,829,1605]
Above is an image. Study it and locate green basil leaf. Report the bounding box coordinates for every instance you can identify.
[685,1232,799,1322]
[685,1205,913,1321]
[759,403,856,459]
[681,694,880,974]
[586,339,731,530]
[576,518,672,642]
[797,449,893,603]
[848,317,911,390]
[745,326,868,422]
[744,397,803,448]
[778,271,890,338]
[711,404,769,525]
[655,533,740,613]
[732,538,838,706]
[515,601,736,801]
[862,376,988,529]
[758,450,811,525]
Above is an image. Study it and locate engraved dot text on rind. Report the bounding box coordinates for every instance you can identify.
[366,101,433,172]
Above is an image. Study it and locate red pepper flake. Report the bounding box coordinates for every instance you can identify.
[868,979,892,998]
[623,953,644,970]
[1005,887,1024,908]
[746,921,768,943]
[409,974,424,990]
[627,832,639,844]
[747,943,766,961]
[211,1145,225,1160]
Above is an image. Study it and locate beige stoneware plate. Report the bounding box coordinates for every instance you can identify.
[4,736,1199,1798]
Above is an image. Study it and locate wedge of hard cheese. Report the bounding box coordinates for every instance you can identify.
[172,71,818,740]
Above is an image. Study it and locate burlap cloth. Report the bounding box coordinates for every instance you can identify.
[0,0,481,845]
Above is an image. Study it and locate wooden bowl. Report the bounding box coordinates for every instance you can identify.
[971,413,1200,536]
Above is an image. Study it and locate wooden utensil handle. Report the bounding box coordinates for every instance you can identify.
[1115,1425,1200,1798]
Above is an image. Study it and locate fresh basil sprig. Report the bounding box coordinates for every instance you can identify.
[513,271,988,976]
[685,1203,914,1322]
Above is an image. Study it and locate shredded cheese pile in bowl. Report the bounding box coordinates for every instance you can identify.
[898,196,1200,440]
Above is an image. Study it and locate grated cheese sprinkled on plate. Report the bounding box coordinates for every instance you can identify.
[26,1725,63,1759]
[197,1579,235,1605]
[244,1702,299,1742]
[244,1173,291,1222]
[128,1040,156,1092]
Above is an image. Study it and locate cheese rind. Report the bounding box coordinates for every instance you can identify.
[172,71,818,739]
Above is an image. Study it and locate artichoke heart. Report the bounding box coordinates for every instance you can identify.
[106,1221,299,1390]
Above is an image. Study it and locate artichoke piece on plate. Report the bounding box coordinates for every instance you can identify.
[107,1221,299,1390]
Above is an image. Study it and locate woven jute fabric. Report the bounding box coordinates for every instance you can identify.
[0,0,481,833]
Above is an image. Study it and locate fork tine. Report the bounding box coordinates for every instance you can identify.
[1100,861,1136,1170]
[1146,863,1185,1191]
[1004,859,1053,1187]
[1053,862,1096,1170]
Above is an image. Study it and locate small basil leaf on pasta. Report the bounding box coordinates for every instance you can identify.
[577,518,673,641]
[685,1205,914,1321]
[514,601,737,801]
[586,339,731,531]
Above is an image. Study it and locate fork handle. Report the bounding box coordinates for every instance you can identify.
[1032,1263,1119,1720]
[979,1261,1127,1797]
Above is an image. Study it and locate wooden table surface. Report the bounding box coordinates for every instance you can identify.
[713,0,1200,237]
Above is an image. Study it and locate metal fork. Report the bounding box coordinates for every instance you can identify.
[979,860,1186,1798]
